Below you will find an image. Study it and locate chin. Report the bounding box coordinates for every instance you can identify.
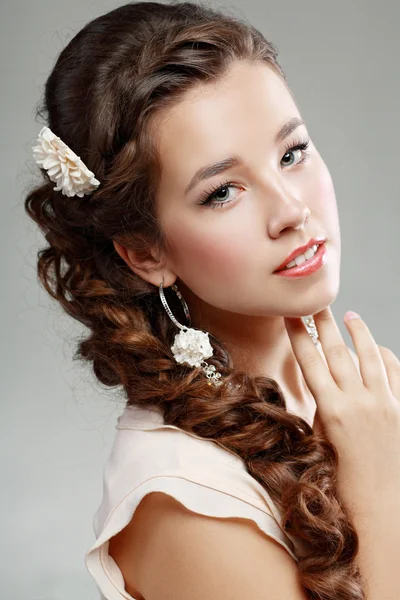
[283,283,340,319]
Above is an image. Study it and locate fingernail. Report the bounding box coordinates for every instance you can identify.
[344,311,361,321]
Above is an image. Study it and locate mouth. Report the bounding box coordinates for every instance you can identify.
[274,241,327,278]
[274,237,326,272]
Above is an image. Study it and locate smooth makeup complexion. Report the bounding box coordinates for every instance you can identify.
[115,60,341,426]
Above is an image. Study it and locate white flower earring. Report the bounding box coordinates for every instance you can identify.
[159,277,223,387]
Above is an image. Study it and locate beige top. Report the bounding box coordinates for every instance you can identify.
[85,403,311,600]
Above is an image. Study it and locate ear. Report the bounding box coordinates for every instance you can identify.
[113,239,177,288]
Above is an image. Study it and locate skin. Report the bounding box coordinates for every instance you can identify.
[114,59,341,426]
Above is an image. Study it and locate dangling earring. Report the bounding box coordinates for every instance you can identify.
[159,277,223,387]
[303,315,319,345]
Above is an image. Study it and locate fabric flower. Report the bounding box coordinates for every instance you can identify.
[171,327,214,368]
[32,126,100,198]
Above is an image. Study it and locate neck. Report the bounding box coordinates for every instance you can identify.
[179,283,321,417]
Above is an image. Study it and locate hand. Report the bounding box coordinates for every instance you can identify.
[284,307,400,519]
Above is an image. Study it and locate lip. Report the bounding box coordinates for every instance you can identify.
[274,241,327,277]
[273,237,326,272]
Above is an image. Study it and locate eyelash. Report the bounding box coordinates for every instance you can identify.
[197,137,311,209]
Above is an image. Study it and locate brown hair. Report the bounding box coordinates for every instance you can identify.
[25,2,365,597]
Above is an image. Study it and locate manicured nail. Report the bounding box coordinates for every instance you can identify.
[344,311,361,321]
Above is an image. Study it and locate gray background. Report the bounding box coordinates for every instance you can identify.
[2,0,399,598]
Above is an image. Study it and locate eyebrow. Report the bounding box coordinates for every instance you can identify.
[184,117,305,196]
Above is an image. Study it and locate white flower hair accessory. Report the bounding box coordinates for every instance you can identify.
[32,126,100,198]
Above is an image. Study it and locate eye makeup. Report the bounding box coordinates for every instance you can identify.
[197,137,311,209]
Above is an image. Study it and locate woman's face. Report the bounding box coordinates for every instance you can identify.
[152,59,340,320]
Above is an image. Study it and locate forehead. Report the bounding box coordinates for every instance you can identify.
[153,60,300,196]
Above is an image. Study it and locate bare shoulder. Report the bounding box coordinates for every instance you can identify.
[109,491,308,600]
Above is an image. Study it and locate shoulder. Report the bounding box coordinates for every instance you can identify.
[109,491,308,600]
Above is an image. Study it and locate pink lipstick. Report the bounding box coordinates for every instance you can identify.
[274,241,327,278]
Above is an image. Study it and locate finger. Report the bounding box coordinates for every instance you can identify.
[312,407,327,437]
[378,346,400,400]
[344,312,391,393]
[312,306,360,391]
[284,316,336,406]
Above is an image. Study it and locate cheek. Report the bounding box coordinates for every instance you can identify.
[166,218,251,279]
[314,162,338,220]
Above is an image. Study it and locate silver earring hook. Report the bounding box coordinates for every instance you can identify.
[159,276,192,330]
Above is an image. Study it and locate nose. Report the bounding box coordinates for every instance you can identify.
[267,192,311,238]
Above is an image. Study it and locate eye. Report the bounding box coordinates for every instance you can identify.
[197,137,311,209]
[281,138,311,167]
[197,181,243,210]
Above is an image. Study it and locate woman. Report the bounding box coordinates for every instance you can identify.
[26,2,400,599]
